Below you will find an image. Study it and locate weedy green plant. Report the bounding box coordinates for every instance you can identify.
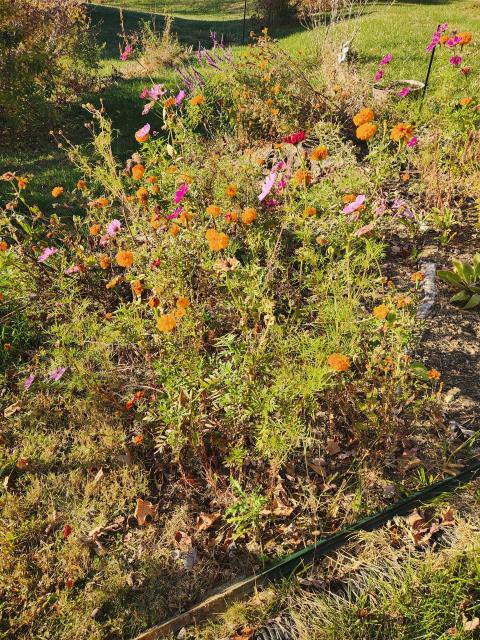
[225,478,268,540]
[438,254,480,309]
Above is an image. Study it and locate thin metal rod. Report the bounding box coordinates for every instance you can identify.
[242,0,247,43]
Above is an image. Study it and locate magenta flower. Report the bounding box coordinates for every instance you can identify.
[398,87,411,98]
[24,373,35,391]
[106,219,122,236]
[140,87,149,99]
[174,183,189,204]
[342,194,366,215]
[48,367,66,382]
[374,69,384,82]
[120,44,133,61]
[165,206,183,220]
[38,247,57,263]
[380,53,392,65]
[135,124,151,140]
[450,56,462,66]
[407,136,418,148]
[283,131,305,145]
[175,90,186,105]
[259,171,277,202]
[447,36,462,48]
[148,84,166,100]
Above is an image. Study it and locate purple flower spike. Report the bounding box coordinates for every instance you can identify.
[24,373,35,391]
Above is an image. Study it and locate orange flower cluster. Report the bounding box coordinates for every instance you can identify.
[52,186,64,198]
[157,298,190,332]
[206,228,229,251]
[391,123,414,143]
[353,108,374,127]
[356,123,377,141]
[206,205,222,217]
[116,250,134,268]
[373,304,390,320]
[241,207,257,224]
[226,183,238,198]
[132,164,145,180]
[327,353,350,372]
[190,95,205,106]
[293,170,312,186]
[311,145,327,161]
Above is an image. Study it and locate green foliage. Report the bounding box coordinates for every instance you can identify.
[438,254,480,309]
[225,478,268,539]
[0,0,101,130]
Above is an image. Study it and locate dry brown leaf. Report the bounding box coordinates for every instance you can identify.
[464,617,480,632]
[232,627,255,640]
[197,512,221,533]
[134,498,156,526]
[441,506,455,525]
[326,439,341,456]
[4,401,21,418]
[308,458,326,475]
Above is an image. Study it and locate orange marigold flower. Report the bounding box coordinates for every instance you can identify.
[356,123,377,141]
[169,223,181,236]
[132,164,145,180]
[206,204,222,218]
[89,223,101,236]
[176,297,190,310]
[93,197,109,208]
[132,434,144,445]
[166,165,177,174]
[459,31,472,45]
[99,255,111,270]
[373,304,390,320]
[427,368,441,380]
[293,169,312,186]
[151,184,160,194]
[164,97,175,109]
[395,295,412,308]
[17,176,28,189]
[241,207,257,224]
[439,34,449,45]
[342,194,357,204]
[150,212,162,230]
[311,145,328,161]
[206,229,229,251]
[147,296,160,308]
[190,94,205,106]
[157,313,177,332]
[459,97,473,106]
[136,187,149,204]
[51,186,64,198]
[270,108,279,116]
[116,249,134,268]
[146,176,157,184]
[0,240,8,251]
[77,179,87,191]
[304,206,317,217]
[225,211,238,223]
[390,123,414,143]
[226,183,238,198]
[327,353,350,372]
[131,280,143,296]
[410,271,425,283]
[353,108,374,127]
[174,307,186,319]
[4,343,12,350]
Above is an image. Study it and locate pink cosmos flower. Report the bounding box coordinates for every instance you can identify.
[407,136,418,148]
[120,44,133,61]
[106,219,122,236]
[342,194,366,215]
[135,124,151,139]
[148,84,166,100]
[174,183,189,204]
[38,247,57,263]
[175,90,186,105]
[140,87,149,99]
[48,367,66,382]
[64,265,82,275]
[398,87,411,98]
[379,54,392,65]
[450,56,462,66]
[374,69,384,82]
[165,206,183,220]
[24,373,35,391]
[259,171,277,202]
[142,102,155,115]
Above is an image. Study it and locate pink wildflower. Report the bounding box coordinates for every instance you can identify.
[379,53,392,65]
[48,367,66,382]
[174,183,189,204]
[175,90,186,105]
[342,194,366,215]
[283,131,305,145]
[398,87,411,98]
[165,206,183,220]
[106,219,122,236]
[407,136,418,148]
[38,247,57,263]
[450,56,462,66]
[120,44,133,61]
[374,69,384,82]
[259,171,277,202]
[24,373,35,391]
